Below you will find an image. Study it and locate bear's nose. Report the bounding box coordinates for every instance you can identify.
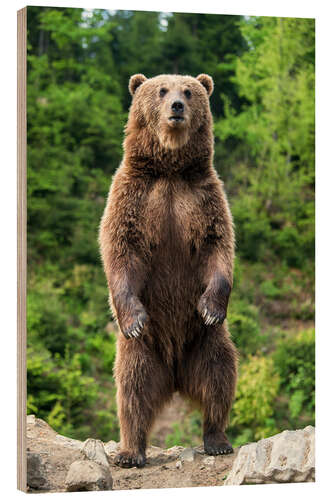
[171,100,184,113]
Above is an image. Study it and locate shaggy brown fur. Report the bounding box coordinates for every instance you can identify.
[99,74,238,468]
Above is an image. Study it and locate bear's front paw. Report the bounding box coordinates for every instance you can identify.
[122,311,147,340]
[197,297,226,326]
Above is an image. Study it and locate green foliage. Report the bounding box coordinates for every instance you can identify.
[86,334,117,373]
[165,410,202,448]
[216,17,315,267]
[228,299,264,355]
[26,8,315,445]
[259,280,280,300]
[229,355,280,445]
[274,329,315,424]
[27,344,98,439]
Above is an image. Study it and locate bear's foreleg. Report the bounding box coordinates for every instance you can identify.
[197,183,234,327]
[99,182,149,340]
[111,279,148,339]
[114,337,173,468]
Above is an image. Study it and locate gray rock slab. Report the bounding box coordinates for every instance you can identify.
[104,440,120,456]
[144,445,184,466]
[180,448,198,463]
[54,433,83,450]
[225,426,315,485]
[65,460,113,492]
[81,438,110,468]
[26,414,57,440]
[27,452,49,490]
[165,445,184,457]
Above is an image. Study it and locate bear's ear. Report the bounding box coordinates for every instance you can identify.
[196,74,214,97]
[129,74,147,96]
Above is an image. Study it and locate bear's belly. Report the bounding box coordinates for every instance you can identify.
[140,180,207,337]
[141,254,204,345]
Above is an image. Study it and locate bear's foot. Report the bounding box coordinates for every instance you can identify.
[204,432,233,456]
[114,450,146,468]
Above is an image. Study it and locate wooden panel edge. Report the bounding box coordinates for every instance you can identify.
[17,6,27,493]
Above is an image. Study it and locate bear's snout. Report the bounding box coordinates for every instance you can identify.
[169,100,185,124]
[171,100,184,114]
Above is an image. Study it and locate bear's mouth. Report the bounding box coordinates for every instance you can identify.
[168,116,184,123]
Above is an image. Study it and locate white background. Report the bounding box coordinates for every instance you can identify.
[0,0,332,498]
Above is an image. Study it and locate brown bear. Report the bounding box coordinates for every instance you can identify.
[99,73,238,468]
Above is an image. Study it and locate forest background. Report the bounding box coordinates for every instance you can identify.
[27,7,315,447]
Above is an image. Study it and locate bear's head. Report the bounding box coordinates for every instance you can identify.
[127,73,214,151]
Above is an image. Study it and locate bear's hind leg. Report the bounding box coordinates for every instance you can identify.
[114,337,173,468]
[181,325,238,455]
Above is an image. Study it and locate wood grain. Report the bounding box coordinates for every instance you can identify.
[17,6,27,493]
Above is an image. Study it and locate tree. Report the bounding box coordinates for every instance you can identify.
[159,13,246,117]
[27,7,125,263]
[215,16,315,266]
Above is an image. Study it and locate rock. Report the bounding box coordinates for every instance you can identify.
[26,414,57,440]
[165,445,183,458]
[203,456,215,467]
[54,434,82,450]
[27,414,36,426]
[105,440,120,456]
[150,445,163,452]
[65,460,113,492]
[147,444,184,465]
[175,460,182,469]
[81,438,110,468]
[26,415,83,492]
[64,438,114,491]
[225,426,315,485]
[65,439,113,491]
[27,452,49,490]
[180,448,198,463]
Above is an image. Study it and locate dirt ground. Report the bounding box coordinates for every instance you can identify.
[27,415,237,492]
[107,442,237,490]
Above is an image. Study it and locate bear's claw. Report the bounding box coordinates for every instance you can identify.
[198,297,227,327]
[115,450,146,468]
[202,310,226,326]
[204,443,233,455]
[123,312,147,339]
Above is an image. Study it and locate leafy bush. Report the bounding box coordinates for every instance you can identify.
[231,196,272,262]
[27,344,98,439]
[229,355,280,446]
[228,299,266,355]
[259,279,281,300]
[164,410,202,448]
[86,333,117,373]
[27,279,71,356]
[273,329,315,425]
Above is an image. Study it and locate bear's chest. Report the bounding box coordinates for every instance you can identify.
[143,179,206,250]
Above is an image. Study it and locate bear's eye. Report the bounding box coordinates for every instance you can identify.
[159,88,168,97]
[184,89,192,99]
